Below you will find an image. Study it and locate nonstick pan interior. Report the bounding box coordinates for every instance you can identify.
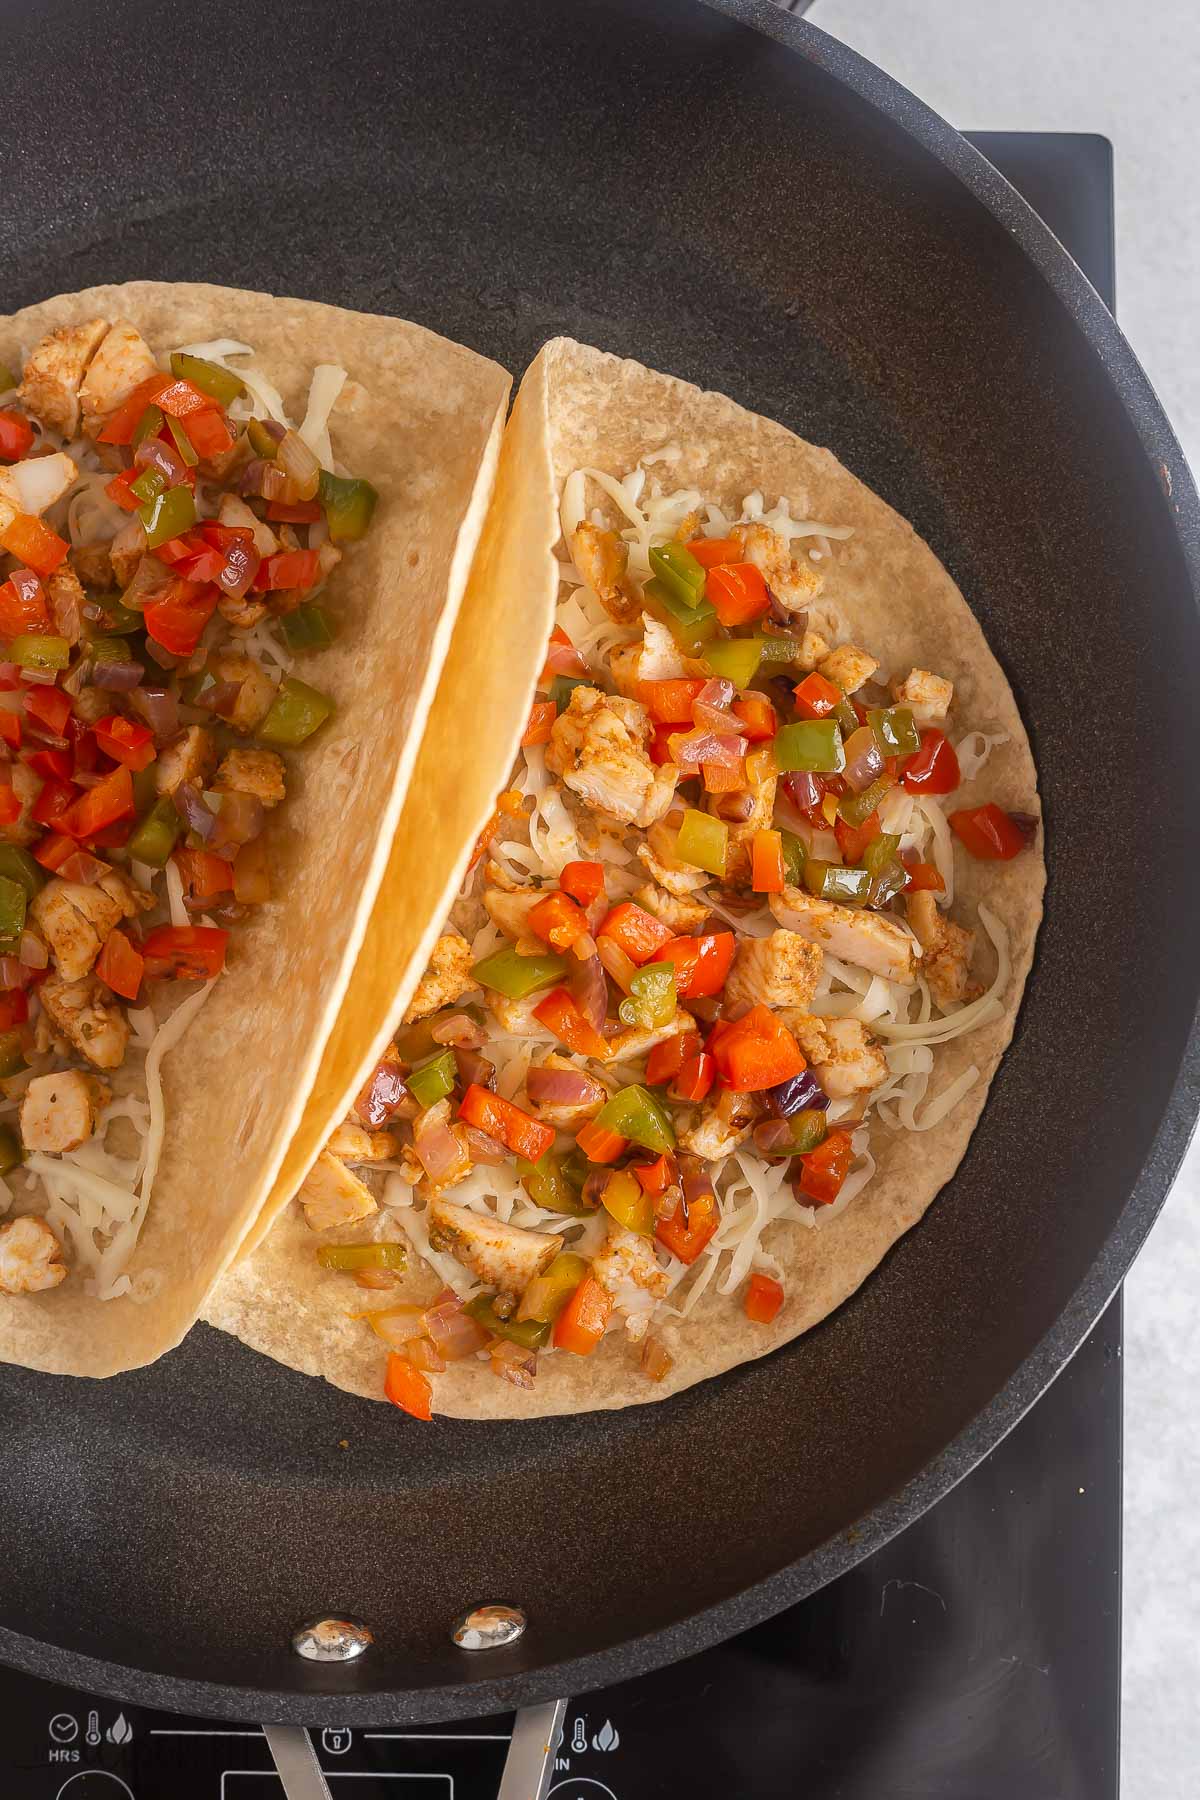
[0,0,1197,1724]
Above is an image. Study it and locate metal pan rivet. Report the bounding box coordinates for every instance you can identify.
[290,1616,375,1662]
[451,1603,527,1650]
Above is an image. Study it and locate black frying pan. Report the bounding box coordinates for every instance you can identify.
[1,0,1197,1727]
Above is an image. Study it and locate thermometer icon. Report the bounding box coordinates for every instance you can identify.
[570,1717,588,1755]
[85,1711,101,1747]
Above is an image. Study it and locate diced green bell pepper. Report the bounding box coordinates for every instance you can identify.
[319,470,379,543]
[88,601,143,636]
[0,1030,25,1080]
[130,765,159,814]
[127,795,182,868]
[703,636,763,688]
[862,832,906,906]
[618,959,677,1030]
[549,674,589,713]
[517,1251,590,1322]
[649,541,707,609]
[0,846,44,900]
[164,412,200,467]
[470,945,566,999]
[140,483,196,548]
[169,351,245,406]
[838,774,895,828]
[788,1108,828,1155]
[130,465,168,507]
[595,1083,675,1154]
[599,1167,655,1235]
[560,1147,595,1197]
[779,828,805,887]
[516,1152,593,1216]
[643,577,719,656]
[833,695,860,739]
[257,677,334,746]
[0,1122,23,1175]
[246,418,279,459]
[861,833,901,878]
[10,635,69,671]
[406,1048,457,1111]
[0,875,26,946]
[131,403,165,450]
[774,719,845,773]
[868,706,920,757]
[465,1293,550,1349]
[803,860,871,905]
[675,807,728,879]
[281,604,337,653]
[317,1242,408,1272]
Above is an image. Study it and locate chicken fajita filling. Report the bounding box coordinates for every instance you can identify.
[304,460,1037,1420]
[0,319,376,1299]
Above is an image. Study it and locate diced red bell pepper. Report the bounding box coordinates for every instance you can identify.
[0,410,35,462]
[731,693,777,741]
[751,828,786,893]
[705,562,770,627]
[575,1118,628,1164]
[93,714,156,772]
[458,1084,555,1163]
[529,890,590,951]
[155,527,210,566]
[253,548,320,593]
[173,847,234,899]
[266,500,323,523]
[143,581,219,656]
[104,467,144,513]
[532,987,609,1061]
[834,809,881,865]
[33,831,75,871]
[598,902,674,967]
[0,572,52,637]
[96,375,172,445]
[685,536,742,568]
[182,408,233,458]
[0,786,20,825]
[538,624,588,684]
[59,763,134,840]
[793,671,842,719]
[901,727,961,795]
[648,723,676,766]
[635,678,706,724]
[23,684,72,737]
[0,991,29,1032]
[26,748,72,782]
[521,699,556,747]
[701,757,746,794]
[198,523,255,550]
[153,378,215,420]
[0,711,19,749]
[711,1002,805,1092]
[634,1152,677,1197]
[671,1051,716,1104]
[644,1029,701,1088]
[901,851,945,893]
[31,777,77,828]
[552,1275,612,1355]
[384,1351,434,1420]
[794,1129,855,1205]
[744,1272,785,1322]
[949,802,1029,861]
[656,1186,719,1265]
[658,932,736,999]
[141,924,229,979]
[95,927,145,1002]
[0,513,67,577]
[559,860,605,909]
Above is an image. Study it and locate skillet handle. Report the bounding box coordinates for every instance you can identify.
[263,1724,332,1800]
[263,1701,566,1799]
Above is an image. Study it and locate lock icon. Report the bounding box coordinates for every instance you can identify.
[321,1726,352,1755]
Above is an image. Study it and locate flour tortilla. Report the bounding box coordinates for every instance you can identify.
[204,338,1043,1416]
[0,281,509,1376]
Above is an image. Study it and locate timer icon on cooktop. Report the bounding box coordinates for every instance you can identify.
[54,1774,135,1799]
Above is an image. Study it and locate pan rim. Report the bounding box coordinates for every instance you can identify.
[3,0,1198,1725]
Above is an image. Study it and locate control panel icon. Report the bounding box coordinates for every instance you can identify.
[321,1726,352,1755]
[49,1714,78,1744]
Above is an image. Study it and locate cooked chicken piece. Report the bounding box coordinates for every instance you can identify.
[155,725,217,798]
[605,1006,697,1066]
[211,651,275,732]
[78,320,159,430]
[592,1220,671,1301]
[905,890,974,1009]
[891,667,954,724]
[608,614,687,695]
[219,491,280,558]
[787,1013,887,1099]
[325,1123,399,1163]
[483,886,544,952]
[45,563,85,644]
[483,857,524,893]
[213,747,286,809]
[31,879,122,981]
[20,1069,110,1155]
[97,866,154,919]
[678,1088,758,1161]
[571,521,642,623]
[730,521,824,613]
[0,450,78,518]
[485,989,554,1036]
[546,686,677,829]
[39,974,129,1070]
[724,929,823,1016]
[818,643,879,694]
[18,318,108,436]
[299,1150,378,1232]
[771,885,918,984]
[638,830,710,898]
[218,591,269,630]
[71,542,115,591]
[634,880,710,935]
[0,1214,67,1294]
[795,628,831,672]
[428,1196,561,1295]
[402,931,476,1024]
[527,1051,607,1127]
[108,517,147,587]
[710,769,776,884]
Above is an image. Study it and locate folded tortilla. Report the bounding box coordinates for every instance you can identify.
[0,281,510,1376]
[204,338,1044,1416]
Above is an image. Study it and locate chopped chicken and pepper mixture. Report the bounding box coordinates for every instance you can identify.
[0,322,377,1297]
[303,470,1037,1420]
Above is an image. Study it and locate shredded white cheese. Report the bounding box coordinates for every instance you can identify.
[298,364,347,468]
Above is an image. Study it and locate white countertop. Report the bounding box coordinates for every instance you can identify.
[806,3,1200,1793]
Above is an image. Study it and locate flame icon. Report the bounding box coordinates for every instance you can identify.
[106,1712,134,1746]
[591,1719,620,1753]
